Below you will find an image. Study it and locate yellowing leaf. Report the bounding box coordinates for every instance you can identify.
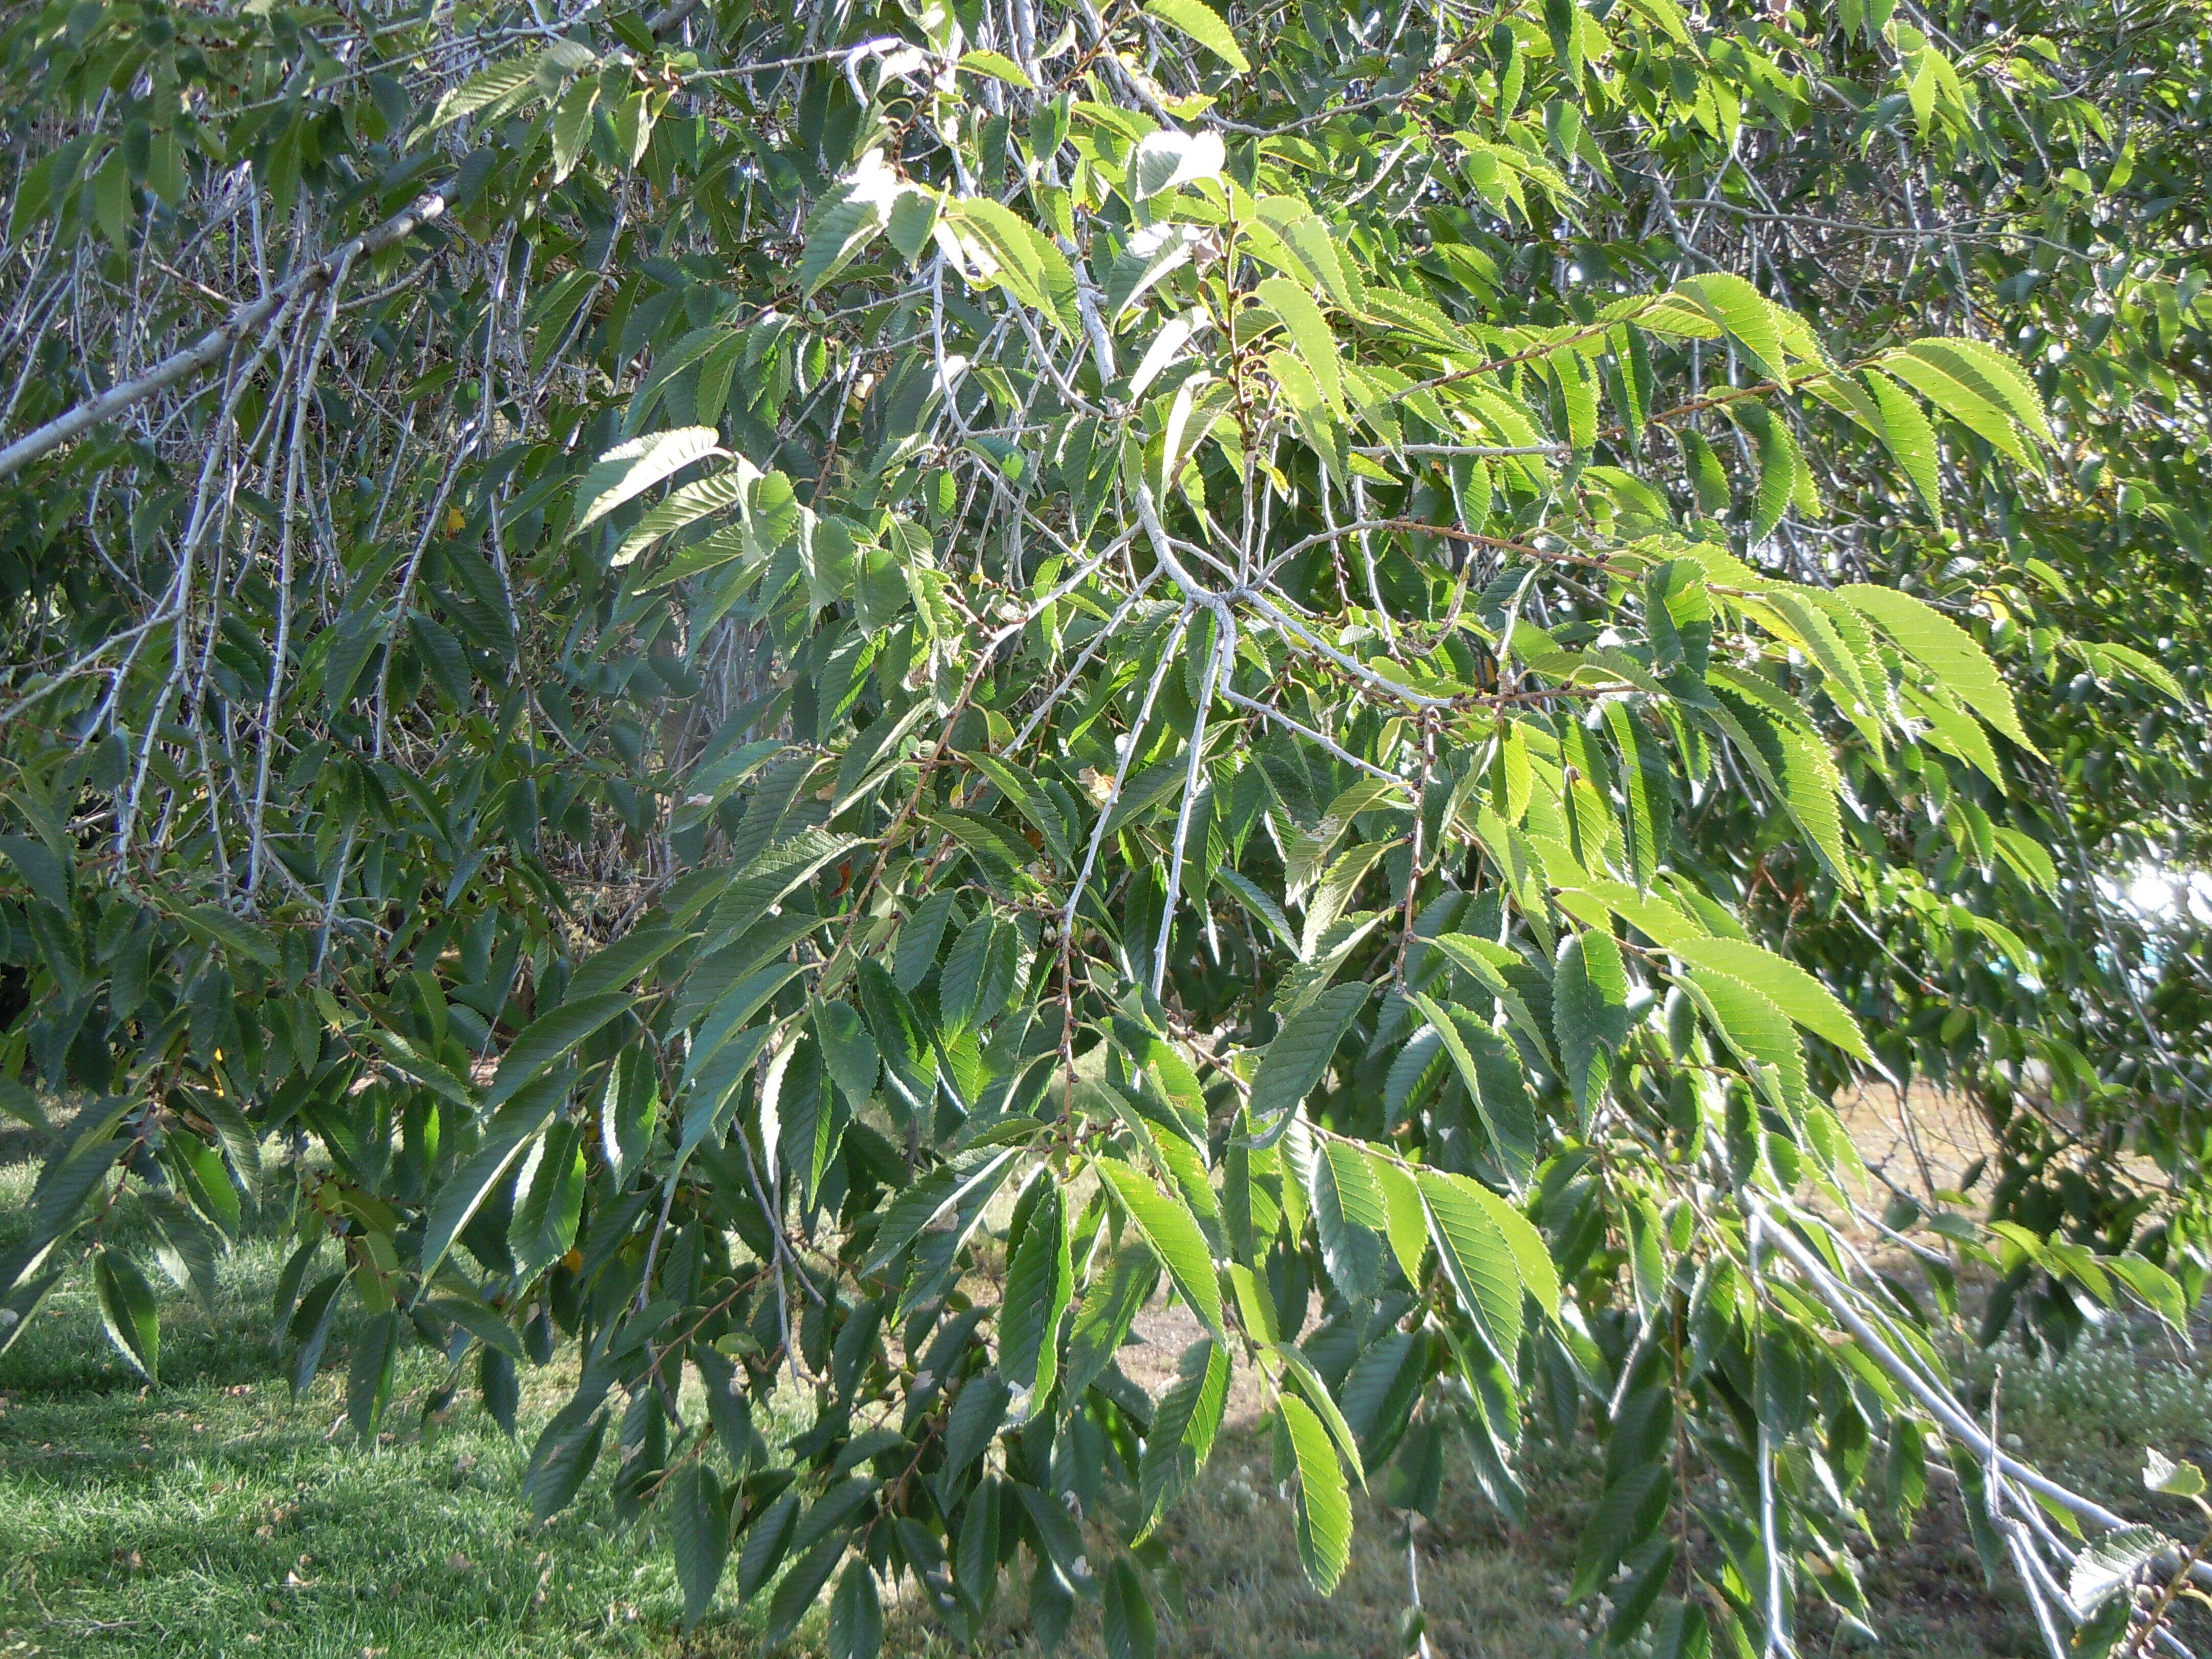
[959,49,1034,87]
[1143,0,1251,72]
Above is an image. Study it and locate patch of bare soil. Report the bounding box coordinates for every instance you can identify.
[1123,1296,1271,1423]
[1830,1082,1995,1198]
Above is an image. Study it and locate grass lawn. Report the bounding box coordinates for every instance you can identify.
[2,1135,2208,1658]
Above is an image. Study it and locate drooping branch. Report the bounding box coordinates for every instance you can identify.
[0,0,705,484]
[0,189,449,483]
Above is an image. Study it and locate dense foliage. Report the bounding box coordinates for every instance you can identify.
[2,0,2209,1654]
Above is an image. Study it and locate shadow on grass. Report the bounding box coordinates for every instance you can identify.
[0,1173,685,1659]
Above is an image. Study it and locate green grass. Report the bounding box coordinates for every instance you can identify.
[0,1137,698,1658]
[0,1258,680,1656]
[1,1131,2207,1658]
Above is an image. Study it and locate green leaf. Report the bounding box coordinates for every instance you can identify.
[1102,1555,1159,1659]
[764,1534,846,1646]
[1406,992,1538,1189]
[1679,429,1730,516]
[1307,1139,1386,1298]
[1899,679,2003,782]
[1682,967,1804,1115]
[1671,273,1790,385]
[878,184,938,266]
[419,1082,563,1274]
[2145,1449,2205,1498]
[172,1136,240,1238]
[1839,584,2035,752]
[1106,233,1199,323]
[13,1105,126,1277]
[1249,982,1369,1131]
[1217,868,1298,954]
[857,959,933,1123]
[2070,1525,2172,1612]
[145,1195,219,1314]
[482,990,630,1113]
[813,998,881,1104]
[286,1272,345,1395]
[91,150,130,251]
[567,922,691,1003]
[478,1349,519,1436]
[572,428,726,537]
[863,1147,1020,1276]
[611,469,749,568]
[1654,1601,1712,1659]
[1066,1246,1159,1399]
[712,830,860,949]
[1416,1167,1527,1364]
[2082,639,2185,701]
[1261,203,1365,313]
[802,162,895,299]
[1740,402,1797,539]
[669,1462,731,1629]
[549,79,599,182]
[1366,1153,1430,1288]
[416,56,539,139]
[1279,1394,1352,1592]
[1661,937,1868,1058]
[1256,275,1343,414]
[1095,1157,1224,1343]
[828,1559,884,1659]
[1899,338,2051,442]
[197,1089,263,1189]
[1265,347,1345,478]
[1460,1175,1559,1317]
[174,903,278,967]
[508,1119,586,1275]
[428,1294,524,1360]
[2107,1253,2187,1329]
[1143,0,1251,71]
[0,834,68,910]
[1552,346,1598,451]
[346,1309,400,1441]
[1604,702,1669,889]
[1704,693,1850,880]
[1571,1461,1669,1601]
[1270,1339,1366,1485]
[948,199,1079,334]
[942,1371,1010,1485]
[93,1247,159,1382]
[1549,932,1628,1122]
[737,1491,799,1600]
[998,1186,1071,1397]
[1880,348,2034,467]
[1430,933,1555,1065]
[959,50,1034,87]
[934,908,994,1033]
[1137,1338,1229,1536]
[1866,371,1942,520]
